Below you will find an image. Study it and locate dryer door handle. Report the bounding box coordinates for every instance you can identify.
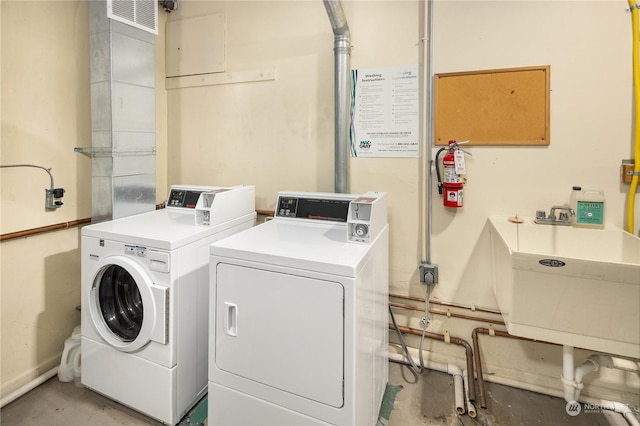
[224,302,238,337]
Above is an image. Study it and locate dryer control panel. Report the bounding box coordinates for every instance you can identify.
[347,192,387,244]
[275,194,353,222]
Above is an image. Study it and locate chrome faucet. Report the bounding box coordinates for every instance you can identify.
[535,205,575,225]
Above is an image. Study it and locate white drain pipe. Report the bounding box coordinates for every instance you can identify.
[463,370,477,418]
[0,366,59,408]
[561,345,577,402]
[562,346,640,426]
[576,397,640,426]
[588,400,640,426]
[388,350,468,415]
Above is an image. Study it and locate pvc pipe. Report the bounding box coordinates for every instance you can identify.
[580,398,640,426]
[562,345,577,402]
[572,354,640,402]
[562,346,574,383]
[590,355,640,373]
[389,323,476,403]
[574,358,599,383]
[0,366,59,408]
[573,359,598,401]
[625,410,640,426]
[388,351,465,415]
[560,346,640,425]
[463,370,477,418]
[474,330,638,424]
[451,367,465,415]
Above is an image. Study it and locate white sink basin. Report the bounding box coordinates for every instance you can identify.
[488,215,640,358]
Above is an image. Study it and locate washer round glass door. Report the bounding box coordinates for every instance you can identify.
[97,265,143,341]
[88,255,167,352]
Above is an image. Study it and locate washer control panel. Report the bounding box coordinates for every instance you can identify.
[125,244,147,257]
[167,189,205,209]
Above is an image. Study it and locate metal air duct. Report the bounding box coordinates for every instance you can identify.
[83,0,156,222]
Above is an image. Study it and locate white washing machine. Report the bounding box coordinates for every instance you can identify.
[208,191,389,426]
[81,185,256,425]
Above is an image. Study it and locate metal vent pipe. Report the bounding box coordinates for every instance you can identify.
[323,0,351,194]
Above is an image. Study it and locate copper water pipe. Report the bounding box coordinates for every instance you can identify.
[1,209,276,243]
[472,327,560,409]
[1,201,164,242]
[389,301,505,326]
[390,293,501,315]
[0,218,91,242]
[390,323,477,403]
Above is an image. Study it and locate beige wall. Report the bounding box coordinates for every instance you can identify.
[1,0,91,396]
[1,0,638,410]
[0,0,168,397]
[430,0,637,307]
[165,0,639,407]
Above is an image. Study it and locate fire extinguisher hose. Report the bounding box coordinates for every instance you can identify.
[434,147,447,195]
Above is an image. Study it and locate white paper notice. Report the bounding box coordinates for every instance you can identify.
[351,65,419,158]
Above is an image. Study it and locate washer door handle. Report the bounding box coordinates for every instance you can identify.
[224,302,238,337]
[150,284,169,344]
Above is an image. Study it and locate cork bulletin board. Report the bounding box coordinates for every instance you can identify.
[434,66,550,146]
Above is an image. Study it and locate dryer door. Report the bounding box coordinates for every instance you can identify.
[215,264,344,408]
[88,255,168,352]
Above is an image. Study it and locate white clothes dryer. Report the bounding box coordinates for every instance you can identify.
[208,191,388,426]
[81,185,256,425]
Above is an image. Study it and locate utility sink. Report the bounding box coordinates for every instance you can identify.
[488,215,640,358]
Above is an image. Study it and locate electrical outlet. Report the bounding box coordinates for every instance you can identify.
[621,160,635,184]
[419,263,438,284]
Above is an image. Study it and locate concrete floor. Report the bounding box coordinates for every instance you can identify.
[0,361,636,426]
[387,362,634,426]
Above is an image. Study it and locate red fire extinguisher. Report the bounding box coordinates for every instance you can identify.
[436,140,469,208]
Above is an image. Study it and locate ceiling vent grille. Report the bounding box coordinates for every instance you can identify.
[107,0,158,35]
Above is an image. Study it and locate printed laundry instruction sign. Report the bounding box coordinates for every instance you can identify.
[351,65,419,157]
